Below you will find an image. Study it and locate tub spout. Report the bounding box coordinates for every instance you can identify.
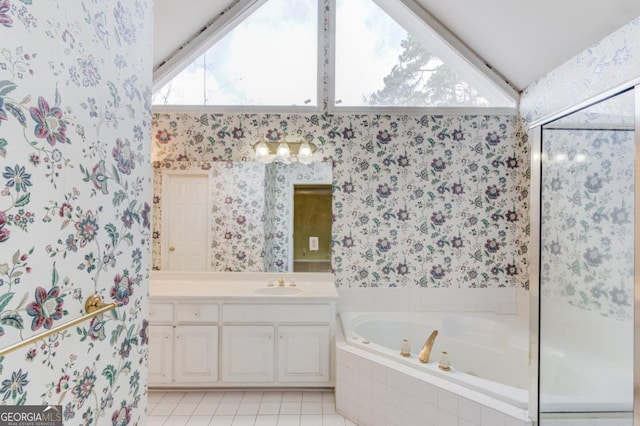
[418,330,438,363]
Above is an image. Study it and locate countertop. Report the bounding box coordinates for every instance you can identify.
[149,271,338,300]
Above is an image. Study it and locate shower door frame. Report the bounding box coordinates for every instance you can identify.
[528,81,640,425]
[635,85,640,426]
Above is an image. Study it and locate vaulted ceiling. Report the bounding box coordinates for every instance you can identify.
[153,0,640,92]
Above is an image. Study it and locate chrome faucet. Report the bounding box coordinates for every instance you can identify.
[418,330,438,363]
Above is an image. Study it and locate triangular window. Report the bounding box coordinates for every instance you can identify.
[152,0,319,107]
[334,0,515,108]
[152,0,516,110]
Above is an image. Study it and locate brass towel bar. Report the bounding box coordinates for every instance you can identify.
[0,295,117,357]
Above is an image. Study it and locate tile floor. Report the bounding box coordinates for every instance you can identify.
[147,389,356,426]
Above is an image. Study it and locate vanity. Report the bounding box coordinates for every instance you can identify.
[148,271,338,388]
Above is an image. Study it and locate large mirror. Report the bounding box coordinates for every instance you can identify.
[152,160,332,272]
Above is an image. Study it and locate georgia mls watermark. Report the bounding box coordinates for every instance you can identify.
[0,405,63,426]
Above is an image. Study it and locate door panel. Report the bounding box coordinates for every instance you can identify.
[277,325,329,382]
[148,325,173,384]
[222,325,274,383]
[163,172,210,270]
[174,325,218,383]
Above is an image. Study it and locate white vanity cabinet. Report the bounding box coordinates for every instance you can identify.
[221,303,332,386]
[149,273,338,388]
[148,301,219,387]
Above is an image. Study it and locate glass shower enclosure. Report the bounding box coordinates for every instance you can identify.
[532,87,637,425]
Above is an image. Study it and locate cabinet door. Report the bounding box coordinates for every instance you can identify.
[278,325,330,383]
[222,325,274,383]
[174,325,218,383]
[148,325,174,384]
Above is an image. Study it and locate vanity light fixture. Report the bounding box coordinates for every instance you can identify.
[253,138,317,164]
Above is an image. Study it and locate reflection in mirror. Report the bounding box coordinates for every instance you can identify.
[291,184,332,272]
[152,160,332,272]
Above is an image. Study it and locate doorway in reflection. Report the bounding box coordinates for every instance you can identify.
[291,184,332,272]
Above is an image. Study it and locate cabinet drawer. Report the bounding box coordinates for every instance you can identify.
[222,304,331,323]
[176,303,219,323]
[150,303,174,323]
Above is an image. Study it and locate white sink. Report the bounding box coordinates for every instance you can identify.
[253,286,303,295]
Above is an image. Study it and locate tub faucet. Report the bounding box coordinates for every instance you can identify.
[418,330,438,363]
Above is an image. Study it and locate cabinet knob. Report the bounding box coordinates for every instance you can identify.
[194,311,200,317]
[169,246,176,252]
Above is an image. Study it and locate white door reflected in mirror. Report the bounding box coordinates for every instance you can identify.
[162,171,211,271]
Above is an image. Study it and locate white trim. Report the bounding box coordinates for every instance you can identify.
[318,0,328,112]
[152,104,323,115]
[328,105,517,116]
[528,125,541,425]
[160,169,213,271]
[153,104,518,117]
[526,76,640,128]
[634,84,639,426]
[326,0,337,113]
[153,0,268,93]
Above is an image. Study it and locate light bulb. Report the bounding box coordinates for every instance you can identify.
[276,142,290,159]
[255,141,270,157]
[255,141,273,163]
[297,141,313,164]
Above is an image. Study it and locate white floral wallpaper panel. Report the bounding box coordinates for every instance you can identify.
[0,0,152,423]
[521,16,640,125]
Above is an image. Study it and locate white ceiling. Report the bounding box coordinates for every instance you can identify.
[153,0,640,91]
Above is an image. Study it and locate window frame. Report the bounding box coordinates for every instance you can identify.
[152,0,519,115]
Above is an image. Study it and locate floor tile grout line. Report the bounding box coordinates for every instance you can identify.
[147,389,348,426]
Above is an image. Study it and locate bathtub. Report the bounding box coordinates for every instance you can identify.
[336,311,531,425]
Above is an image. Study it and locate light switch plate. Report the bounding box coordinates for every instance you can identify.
[309,236,319,251]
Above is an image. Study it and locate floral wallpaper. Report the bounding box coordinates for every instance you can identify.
[0,0,151,423]
[152,112,530,289]
[212,162,266,271]
[540,92,635,321]
[521,16,640,125]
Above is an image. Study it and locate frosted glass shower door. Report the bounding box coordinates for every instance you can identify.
[538,89,635,423]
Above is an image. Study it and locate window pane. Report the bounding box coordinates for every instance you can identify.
[335,0,498,108]
[153,0,318,106]
[153,57,205,105]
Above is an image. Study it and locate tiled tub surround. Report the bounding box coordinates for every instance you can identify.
[337,286,522,314]
[336,312,531,426]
